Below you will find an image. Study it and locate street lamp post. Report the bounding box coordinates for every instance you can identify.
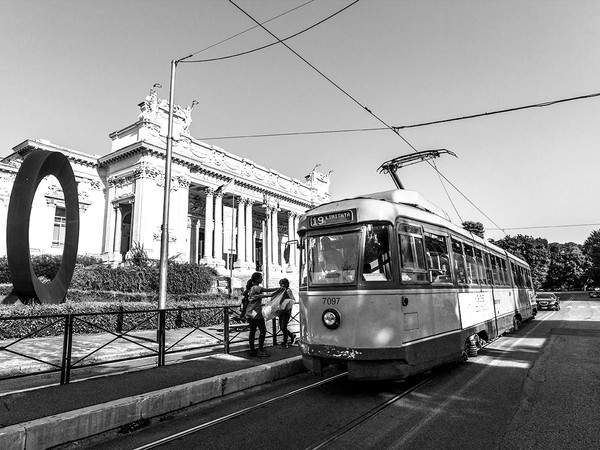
[229,192,235,298]
[156,59,177,366]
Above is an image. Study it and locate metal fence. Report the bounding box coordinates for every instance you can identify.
[0,305,300,385]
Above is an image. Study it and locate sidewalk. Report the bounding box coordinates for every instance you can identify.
[0,325,305,450]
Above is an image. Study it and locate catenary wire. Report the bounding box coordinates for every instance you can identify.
[489,223,600,232]
[227,0,507,235]
[180,0,315,60]
[180,0,358,63]
[199,91,600,140]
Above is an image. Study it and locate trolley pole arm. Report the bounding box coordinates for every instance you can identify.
[377,149,457,189]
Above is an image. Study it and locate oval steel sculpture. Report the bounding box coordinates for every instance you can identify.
[6,150,80,304]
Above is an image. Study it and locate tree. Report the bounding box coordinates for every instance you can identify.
[544,242,589,291]
[462,221,485,239]
[583,230,600,287]
[490,234,550,290]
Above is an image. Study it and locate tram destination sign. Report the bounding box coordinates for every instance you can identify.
[309,209,356,228]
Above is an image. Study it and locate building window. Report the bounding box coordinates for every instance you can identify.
[52,206,66,247]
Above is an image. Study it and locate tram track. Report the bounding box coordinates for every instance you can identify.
[132,372,348,450]
[131,368,440,450]
[127,308,558,450]
[303,374,437,450]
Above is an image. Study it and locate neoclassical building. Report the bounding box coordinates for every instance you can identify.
[0,88,331,286]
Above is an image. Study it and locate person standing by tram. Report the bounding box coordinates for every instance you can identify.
[245,272,277,357]
[277,278,296,348]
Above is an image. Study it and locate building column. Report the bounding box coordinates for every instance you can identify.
[201,188,214,263]
[245,199,253,266]
[190,218,199,264]
[270,207,279,268]
[214,190,224,266]
[113,204,122,257]
[287,212,296,268]
[234,197,245,268]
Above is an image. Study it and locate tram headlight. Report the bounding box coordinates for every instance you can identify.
[322,308,341,329]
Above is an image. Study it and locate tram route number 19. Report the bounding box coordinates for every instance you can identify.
[322,297,340,305]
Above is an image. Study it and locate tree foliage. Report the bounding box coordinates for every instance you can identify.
[462,221,485,239]
[490,234,550,290]
[583,230,600,287]
[543,242,589,291]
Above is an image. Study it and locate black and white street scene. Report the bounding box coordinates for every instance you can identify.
[1,1,599,449]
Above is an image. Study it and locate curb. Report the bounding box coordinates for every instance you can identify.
[0,355,305,450]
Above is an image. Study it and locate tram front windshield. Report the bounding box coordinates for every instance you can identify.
[303,224,392,286]
[305,232,360,285]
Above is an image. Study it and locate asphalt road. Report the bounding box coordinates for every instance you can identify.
[60,293,600,450]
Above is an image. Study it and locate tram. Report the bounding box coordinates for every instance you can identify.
[296,155,535,381]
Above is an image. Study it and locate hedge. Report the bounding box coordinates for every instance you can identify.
[0,297,238,339]
[0,256,219,297]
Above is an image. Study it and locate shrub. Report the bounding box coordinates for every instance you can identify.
[0,254,103,285]
[126,241,151,268]
[0,256,10,284]
[32,254,63,280]
[166,262,218,295]
[0,254,219,300]
[0,298,233,339]
[70,261,217,296]
[70,264,155,293]
[77,255,104,267]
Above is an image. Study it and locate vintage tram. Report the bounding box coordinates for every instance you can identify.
[296,188,535,381]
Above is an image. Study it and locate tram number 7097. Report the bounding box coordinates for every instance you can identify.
[322,297,340,305]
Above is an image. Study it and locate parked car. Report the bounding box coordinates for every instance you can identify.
[535,292,560,311]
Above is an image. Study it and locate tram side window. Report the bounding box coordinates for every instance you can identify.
[451,238,468,284]
[398,222,428,282]
[362,225,392,282]
[511,262,523,287]
[484,253,494,285]
[500,258,509,286]
[490,255,502,285]
[525,268,533,289]
[475,248,486,285]
[464,244,478,285]
[518,266,524,288]
[424,232,452,284]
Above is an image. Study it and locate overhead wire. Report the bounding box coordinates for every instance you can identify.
[490,223,600,232]
[227,0,508,235]
[393,92,600,130]
[181,0,357,63]
[200,91,600,140]
[185,1,595,238]
[184,0,314,59]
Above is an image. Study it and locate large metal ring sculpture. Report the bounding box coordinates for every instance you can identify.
[6,150,80,304]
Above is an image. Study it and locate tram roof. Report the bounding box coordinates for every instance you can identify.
[300,189,528,265]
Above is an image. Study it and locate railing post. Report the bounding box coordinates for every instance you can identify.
[223,307,230,354]
[157,310,166,367]
[271,318,278,346]
[60,313,74,385]
[116,305,124,333]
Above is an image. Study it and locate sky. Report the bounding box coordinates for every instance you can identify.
[2,0,599,245]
